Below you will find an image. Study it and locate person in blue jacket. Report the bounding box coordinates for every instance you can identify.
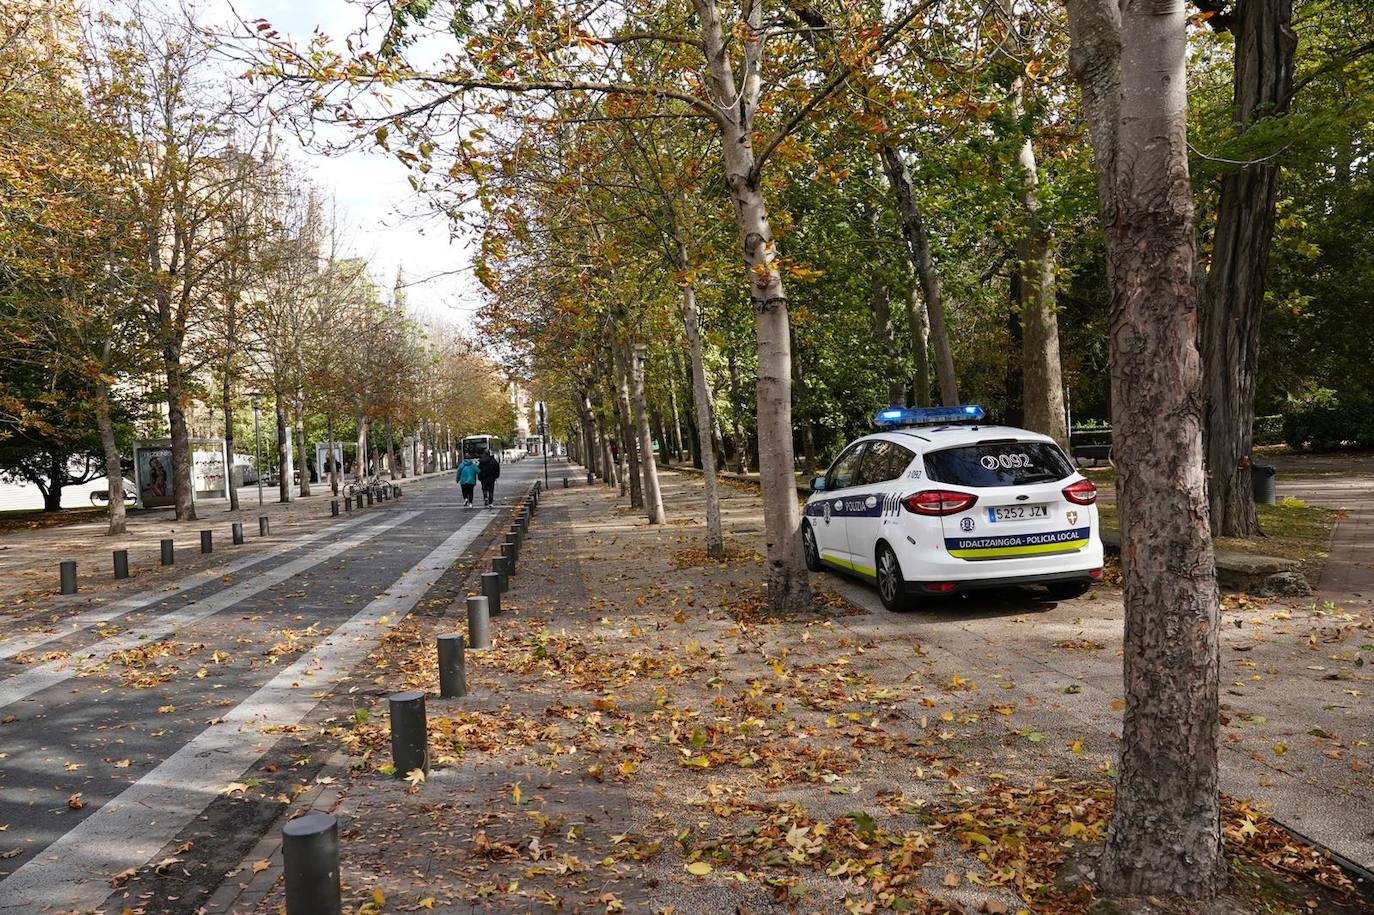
[456,457,479,508]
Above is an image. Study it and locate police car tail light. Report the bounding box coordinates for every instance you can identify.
[1063,479,1098,505]
[902,490,978,516]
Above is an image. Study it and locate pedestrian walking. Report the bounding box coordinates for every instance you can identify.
[456,456,479,508]
[477,450,500,507]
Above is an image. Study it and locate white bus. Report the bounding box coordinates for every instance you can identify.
[461,434,503,461]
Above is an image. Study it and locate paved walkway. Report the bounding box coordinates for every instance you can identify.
[0,462,547,913]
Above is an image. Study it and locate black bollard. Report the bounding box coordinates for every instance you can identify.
[563,475,569,489]
[393,485,400,499]
[388,690,428,776]
[437,634,466,698]
[330,500,339,517]
[160,539,174,566]
[345,496,352,513]
[466,595,491,649]
[282,812,342,915]
[366,490,374,506]
[587,470,595,486]
[501,540,517,575]
[113,550,129,580]
[231,522,244,545]
[200,530,213,554]
[480,571,502,617]
[508,526,522,555]
[259,516,270,536]
[493,555,509,593]
[59,561,77,595]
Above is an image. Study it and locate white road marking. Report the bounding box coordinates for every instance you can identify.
[0,514,373,662]
[0,513,418,711]
[0,508,491,912]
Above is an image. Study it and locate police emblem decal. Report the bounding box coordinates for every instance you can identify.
[959,517,975,532]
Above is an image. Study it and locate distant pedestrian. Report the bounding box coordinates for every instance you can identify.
[456,456,478,508]
[477,451,500,507]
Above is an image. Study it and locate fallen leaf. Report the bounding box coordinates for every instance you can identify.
[685,861,713,876]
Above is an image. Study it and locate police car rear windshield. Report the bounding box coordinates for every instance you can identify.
[923,442,1075,488]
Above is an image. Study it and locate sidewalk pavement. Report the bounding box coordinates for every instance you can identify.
[217,468,1368,914]
[0,470,454,613]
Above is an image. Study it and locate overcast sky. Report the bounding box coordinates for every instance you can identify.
[189,0,483,328]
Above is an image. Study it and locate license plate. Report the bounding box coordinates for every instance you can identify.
[987,504,1049,522]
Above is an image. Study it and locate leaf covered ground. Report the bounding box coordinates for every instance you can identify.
[242,476,1372,914]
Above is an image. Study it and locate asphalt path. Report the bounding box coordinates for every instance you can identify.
[0,460,546,912]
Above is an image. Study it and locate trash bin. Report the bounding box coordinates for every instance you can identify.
[1251,462,1277,505]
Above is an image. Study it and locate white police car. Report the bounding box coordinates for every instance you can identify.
[801,405,1104,611]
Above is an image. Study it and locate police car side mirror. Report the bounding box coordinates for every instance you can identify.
[810,476,827,492]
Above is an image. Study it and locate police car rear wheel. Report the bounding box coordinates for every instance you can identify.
[875,544,912,612]
[1047,580,1091,601]
[802,523,822,572]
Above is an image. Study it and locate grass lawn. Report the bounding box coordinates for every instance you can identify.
[1097,496,1343,580]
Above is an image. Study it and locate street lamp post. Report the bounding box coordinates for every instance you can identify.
[252,395,263,508]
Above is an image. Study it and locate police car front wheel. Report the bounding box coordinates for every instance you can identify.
[875,544,914,612]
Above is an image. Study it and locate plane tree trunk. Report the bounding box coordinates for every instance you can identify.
[630,342,665,524]
[1066,0,1224,898]
[880,144,959,407]
[693,0,810,612]
[1201,0,1296,538]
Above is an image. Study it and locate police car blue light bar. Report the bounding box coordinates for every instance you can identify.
[874,404,986,426]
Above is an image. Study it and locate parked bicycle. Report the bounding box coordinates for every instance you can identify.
[344,475,387,499]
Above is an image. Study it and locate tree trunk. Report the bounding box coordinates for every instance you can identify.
[863,202,904,406]
[906,285,931,407]
[727,350,749,474]
[41,453,64,512]
[613,360,641,507]
[790,328,819,475]
[1067,0,1224,897]
[385,415,399,480]
[630,343,665,524]
[355,416,367,481]
[296,411,310,497]
[1014,152,1069,449]
[164,350,197,521]
[668,362,685,462]
[694,0,809,613]
[95,386,127,535]
[681,282,725,559]
[276,396,292,503]
[880,144,958,407]
[596,409,617,488]
[327,414,339,495]
[1202,0,1295,538]
[222,371,239,512]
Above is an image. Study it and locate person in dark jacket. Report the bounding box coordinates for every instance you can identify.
[477,451,500,507]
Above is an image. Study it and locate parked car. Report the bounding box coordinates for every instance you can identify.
[802,405,1104,611]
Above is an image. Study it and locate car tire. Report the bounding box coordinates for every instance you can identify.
[1047,580,1092,601]
[802,522,823,572]
[875,543,914,612]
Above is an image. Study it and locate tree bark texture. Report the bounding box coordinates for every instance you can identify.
[880,144,959,407]
[694,0,810,612]
[355,416,367,481]
[631,343,666,524]
[95,385,126,535]
[1067,0,1224,897]
[385,415,399,481]
[297,412,310,497]
[1201,0,1296,538]
[614,358,642,507]
[681,282,725,559]
[276,397,292,503]
[164,348,197,521]
[906,285,930,407]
